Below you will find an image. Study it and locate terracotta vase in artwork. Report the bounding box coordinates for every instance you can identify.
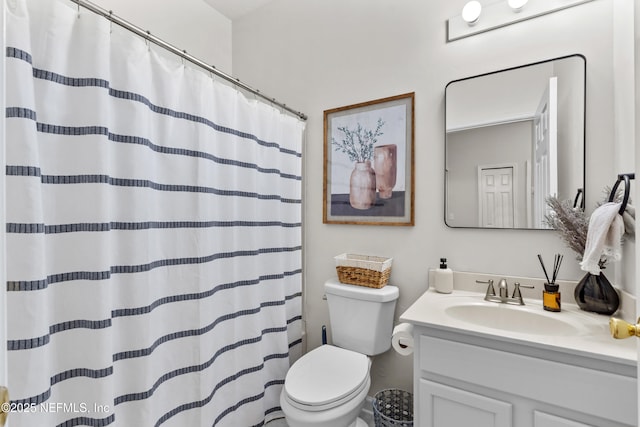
[349,161,377,210]
[373,144,397,199]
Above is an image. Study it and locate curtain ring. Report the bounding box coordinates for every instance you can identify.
[234,78,243,96]
[109,11,114,34]
[145,31,151,51]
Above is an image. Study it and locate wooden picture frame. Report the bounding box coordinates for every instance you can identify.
[323,92,415,226]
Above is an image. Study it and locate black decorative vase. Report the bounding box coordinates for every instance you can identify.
[574,271,620,315]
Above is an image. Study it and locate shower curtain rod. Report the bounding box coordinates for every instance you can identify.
[68,0,308,121]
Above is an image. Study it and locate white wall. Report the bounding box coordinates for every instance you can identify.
[232,0,633,395]
[613,0,636,305]
[90,0,232,73]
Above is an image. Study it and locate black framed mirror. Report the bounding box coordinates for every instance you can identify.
[445,54,586,229]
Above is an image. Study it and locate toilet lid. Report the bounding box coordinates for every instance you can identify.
[284,345,369,409]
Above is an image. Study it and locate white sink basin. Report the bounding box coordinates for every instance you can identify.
[444,303,580,336]
[399,289,636,366]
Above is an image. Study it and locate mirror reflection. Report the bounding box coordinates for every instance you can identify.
[445,55,585,229]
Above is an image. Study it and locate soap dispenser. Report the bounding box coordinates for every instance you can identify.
[434,258,453,294]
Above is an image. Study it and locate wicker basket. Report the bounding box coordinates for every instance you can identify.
[334,253,393,288]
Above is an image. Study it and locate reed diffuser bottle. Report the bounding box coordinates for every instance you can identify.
[538,254,563,312]
[543,283,561,312]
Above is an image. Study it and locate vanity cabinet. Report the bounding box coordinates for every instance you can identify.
[414,332,636,427]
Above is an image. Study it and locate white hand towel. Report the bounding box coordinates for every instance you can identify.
[622,203,635,238]
[580,202,624,275]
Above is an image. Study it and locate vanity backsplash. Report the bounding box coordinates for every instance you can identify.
[426,269,636,322]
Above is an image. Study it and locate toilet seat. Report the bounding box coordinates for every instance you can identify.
[284,345,370,412]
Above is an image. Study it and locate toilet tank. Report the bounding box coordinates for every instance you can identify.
[325,278,399,356]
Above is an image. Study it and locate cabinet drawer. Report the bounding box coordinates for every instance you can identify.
[419,335,636,426]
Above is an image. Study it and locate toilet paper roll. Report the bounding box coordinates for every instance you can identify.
[391,323,414,356]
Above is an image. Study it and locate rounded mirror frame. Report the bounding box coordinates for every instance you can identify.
[444,54,586,230]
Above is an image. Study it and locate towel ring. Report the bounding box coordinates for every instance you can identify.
[608,173,635,215]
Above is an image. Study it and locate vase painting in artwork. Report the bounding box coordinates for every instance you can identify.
[332,118,386,210]
[374,144,397,199]
[349,161,377,210]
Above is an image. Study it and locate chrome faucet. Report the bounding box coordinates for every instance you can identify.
[476,279,534,305]
[498,278,509,299]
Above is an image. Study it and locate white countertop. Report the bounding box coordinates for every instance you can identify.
[400,288,636,368]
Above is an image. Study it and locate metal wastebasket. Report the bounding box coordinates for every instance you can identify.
[372,389,413,427]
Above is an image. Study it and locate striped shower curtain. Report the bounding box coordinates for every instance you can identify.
[4,0,304,426]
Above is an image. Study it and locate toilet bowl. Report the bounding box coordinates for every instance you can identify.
[280,279,399,427]
[279,345,371,427]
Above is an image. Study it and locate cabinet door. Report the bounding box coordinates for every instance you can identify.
[419,379,512,427]
[534,411,594,427]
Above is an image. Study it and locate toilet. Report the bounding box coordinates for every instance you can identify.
[280,278,399,427]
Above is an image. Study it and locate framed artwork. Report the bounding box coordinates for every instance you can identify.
[323,92,415,225]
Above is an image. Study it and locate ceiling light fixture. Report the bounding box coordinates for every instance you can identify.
[449,0,592,42]
[508,0,528,12]
[461,1,482,25]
